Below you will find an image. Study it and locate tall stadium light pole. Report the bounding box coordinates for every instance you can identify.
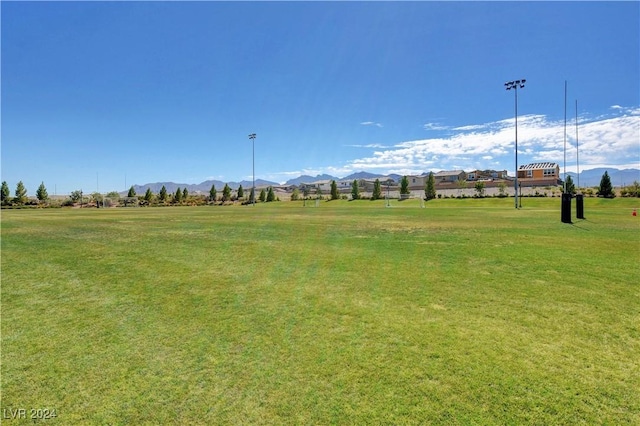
[505,79,526,209]
[249,133,256,206]
[560,81,572,224]
[575,99,580,189]
[564,81,567,194]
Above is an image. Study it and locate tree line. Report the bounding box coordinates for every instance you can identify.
[318,173,437,201]
[0,181,282,207]
[1,172,636,208]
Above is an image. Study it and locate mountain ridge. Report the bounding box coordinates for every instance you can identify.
[122,167,639,195]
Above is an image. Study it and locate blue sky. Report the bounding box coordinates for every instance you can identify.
[2,1,639,194]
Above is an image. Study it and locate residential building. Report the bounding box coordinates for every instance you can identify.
[361,177,397,192]
[517,162,562,186]
[405,174,428,190]
[467,170,508,181]
[337,180,353,192]
[434,170,467,183]
[299,180,333,193]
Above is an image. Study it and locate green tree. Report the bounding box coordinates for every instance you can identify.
[91,192,103,207]
[301,186,310,205]
[400,176,410,196]
[372,179,382,200]
[70,190,83,203]
[565,175,576,195]
[182,188,189,201]
[456,178,468,195]
[237,185,244,199]
[127,186,136,197]
[330,180,339,200]
[174,187,183,203]
[36,182,49,202]
[497,182,507,197]
[425,172,436,200]
[474,181,486,197]
[267,186,276,202]
[159,186,168,203]
[627,180,640,197]
[598,171,615,198]
[1,181,10,204]
[222,184,232,202]
[106,191,120,199]
[144,188,153,203]
[249,187,255,204]
[209,184,217,202]
[351,179,360,200]
[14,181,27,204]
[259,188,267,202]
[291,188,300,201]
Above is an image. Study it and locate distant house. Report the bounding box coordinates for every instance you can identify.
[467,170,508,181]
[274,184,297,193]
[434,170,467,183]
[517,162,562,186]
[361,177,397,192]
[432,170,468,190]
[337,179,355,192]
[406,174,428,190]
[300,180,332,193]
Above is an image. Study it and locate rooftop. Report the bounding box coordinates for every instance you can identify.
[435,170,465,176]
[519,162,559,170]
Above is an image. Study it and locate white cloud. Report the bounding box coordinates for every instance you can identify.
[423,122,449,131]
[345,143,391,149]
[361,121,383,128]
[279,107,638,179]
[452,124,487,131]
[344,108,639,175]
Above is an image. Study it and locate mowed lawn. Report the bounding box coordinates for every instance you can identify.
[2,198,639,424]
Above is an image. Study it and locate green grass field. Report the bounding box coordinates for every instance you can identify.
[2,198,639,424]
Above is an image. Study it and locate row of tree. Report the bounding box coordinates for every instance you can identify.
[1,172,634,207]
[119,183,278,205]
[319,172,627,201]
[0,179,283,207]
[1,181,47,205]
[318,174,438,201]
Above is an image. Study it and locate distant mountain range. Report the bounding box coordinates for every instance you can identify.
[124,179,280,196]
[283,174,337,186]
[122,168,639,195]
[565,168,639,188]
[283,171,402,185]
